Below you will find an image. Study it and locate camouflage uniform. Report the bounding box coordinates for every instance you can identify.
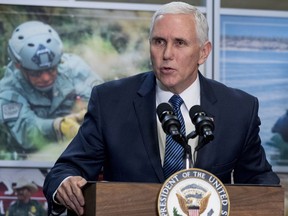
[0,53,103,157]
[6,199,46,216]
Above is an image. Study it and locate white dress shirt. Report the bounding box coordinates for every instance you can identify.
[156,76,200,167]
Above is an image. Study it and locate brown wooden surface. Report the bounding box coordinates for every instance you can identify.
[95,182,160,216]
[227,184,284,215]
[71,181,284,216]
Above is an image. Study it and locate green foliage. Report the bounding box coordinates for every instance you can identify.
[173,207,183,216]
[0,5,151,82]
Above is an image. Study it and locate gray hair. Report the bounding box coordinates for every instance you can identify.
[149,1,209,46]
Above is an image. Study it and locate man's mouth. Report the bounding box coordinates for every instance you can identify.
[160,67,175,73]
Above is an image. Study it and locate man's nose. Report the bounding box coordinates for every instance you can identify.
[40,71,54,80]
[163,43,174,60]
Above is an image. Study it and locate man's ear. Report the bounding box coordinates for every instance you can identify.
[198,41,212,65]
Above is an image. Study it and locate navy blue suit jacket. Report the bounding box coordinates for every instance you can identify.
[43,71,279,209]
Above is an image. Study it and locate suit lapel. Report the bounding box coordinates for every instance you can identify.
[133,72,165,182]
[194,72,218,168]
[131,72,219,179]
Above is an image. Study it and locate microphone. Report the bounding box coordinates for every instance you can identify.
[156,103,180,136]
[156,103,186,145]
[189,105,214,142]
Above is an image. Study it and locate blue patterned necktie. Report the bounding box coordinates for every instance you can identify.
[163,94,186,179]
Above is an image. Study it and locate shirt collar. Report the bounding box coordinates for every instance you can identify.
[156,75,201,110]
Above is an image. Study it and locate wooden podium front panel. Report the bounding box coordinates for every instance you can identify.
[94,182,160,216]
[80,182,284,216]
[227,184,284,216]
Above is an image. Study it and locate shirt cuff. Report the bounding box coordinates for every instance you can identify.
[52,176,72,205]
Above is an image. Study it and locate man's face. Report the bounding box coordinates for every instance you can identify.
[150,14,211,94]
[21,66,58,90]
[15,187,31,203]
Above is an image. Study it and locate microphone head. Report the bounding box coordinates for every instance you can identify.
[156,102,181,135]
[156,103,173,121]
[189,105,215,142]
[189,105,205,124]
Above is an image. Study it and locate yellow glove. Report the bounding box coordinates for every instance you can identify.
[60,117,80,140]
[54,116,81,141]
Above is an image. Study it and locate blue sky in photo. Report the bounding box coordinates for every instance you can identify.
[221,15,288,38]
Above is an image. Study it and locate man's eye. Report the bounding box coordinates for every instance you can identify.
[175,40,186,46]
[153,39,165,46]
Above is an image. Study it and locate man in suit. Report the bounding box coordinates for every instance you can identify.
[43,2,280,215]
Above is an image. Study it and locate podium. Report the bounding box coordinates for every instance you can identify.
[68,181,284,216]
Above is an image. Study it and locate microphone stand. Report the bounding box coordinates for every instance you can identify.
[172,129,214,170]
[184,130,214,169]
[184,143,192,169]
[183,130,199,169]
[173,131,197,169]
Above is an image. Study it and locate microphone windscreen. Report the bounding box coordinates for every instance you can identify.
[189,105,203,118]
[156,103,173,120]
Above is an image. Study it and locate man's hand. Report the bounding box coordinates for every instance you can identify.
[56,176,87,216]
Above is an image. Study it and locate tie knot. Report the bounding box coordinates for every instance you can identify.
[169,94,184,110]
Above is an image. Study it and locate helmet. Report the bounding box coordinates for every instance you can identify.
[8,21,63,71]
